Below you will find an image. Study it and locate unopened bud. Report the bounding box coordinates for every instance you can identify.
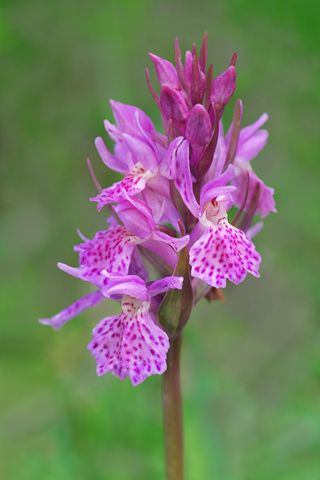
[160,85,189,129]
[149,53,179,88]
[210,66,236,112]
[186,104,212,146]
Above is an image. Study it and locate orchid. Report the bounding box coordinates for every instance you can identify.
[56,194,189,288]
[40,33,275,480]
[88,272,183,385]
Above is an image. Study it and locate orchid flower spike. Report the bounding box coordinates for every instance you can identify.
[40,33,275,385]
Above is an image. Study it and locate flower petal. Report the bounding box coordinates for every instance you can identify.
[95,137,129,174]
[174,140,200,217]
[232,169,277,218]
[122,134,159,173]
[39,290,105,330]
[142,185,179,229]
[88,299,169,385]
[159,136,183,180]
[110,100,156,138]
[115,198,154,239]
[206,120,227,179]
[147,276,183,297]
[246,222,264,239]
[237,130,269,163]
[200,164,236,214]
[101,273,149,301]
[90,163,154,211]
[118,206,153,239]
[151,229,190,252]
[190,222,261,288]
[239,113,268,144]
[73,226,142,283]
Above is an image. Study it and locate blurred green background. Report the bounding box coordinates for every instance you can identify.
[1,0,320,479]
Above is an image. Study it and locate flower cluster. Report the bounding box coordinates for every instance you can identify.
[40,33,276,385]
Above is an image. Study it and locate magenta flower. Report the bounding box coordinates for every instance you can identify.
[41,272,183,386]
[163,139,261,287]
[88,273,183,385]
[91,103,169,212]
[56,195,189,290]
[189,199,261,288]
[57,225,141,287]
[39,290,105,330]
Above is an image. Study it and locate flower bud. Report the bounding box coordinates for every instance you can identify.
[149,53,179,88]
[183,50,193,86]
[210,66,236,112]
[160,85,189,131]
[186,104,212,146]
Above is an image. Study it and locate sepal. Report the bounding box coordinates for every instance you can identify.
[39,290,105,330]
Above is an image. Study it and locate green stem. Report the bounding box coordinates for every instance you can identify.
[162,334,183,480]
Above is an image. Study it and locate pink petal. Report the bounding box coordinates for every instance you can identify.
[39,290,105,330]
[200,164,236,214]
[190,222,261,288]
[149,53,179,88]
[110,100,156,137]
[142,186,180,230]
[140,238,180,269]
[147,276,183,297]
[151,229,190,252]
[73,226,142,283]
[88,300,169,385]
[122,134,159,173]
[115,198,154,239]
[246,222,264,239]
[159,136,183,180]
[239,113,268,144]
[231,169,277,218]
[103,119,123,143]
[207,120,227,179]
[95,137,129,174]
[90,163,154,211]
[104,278,149,301]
